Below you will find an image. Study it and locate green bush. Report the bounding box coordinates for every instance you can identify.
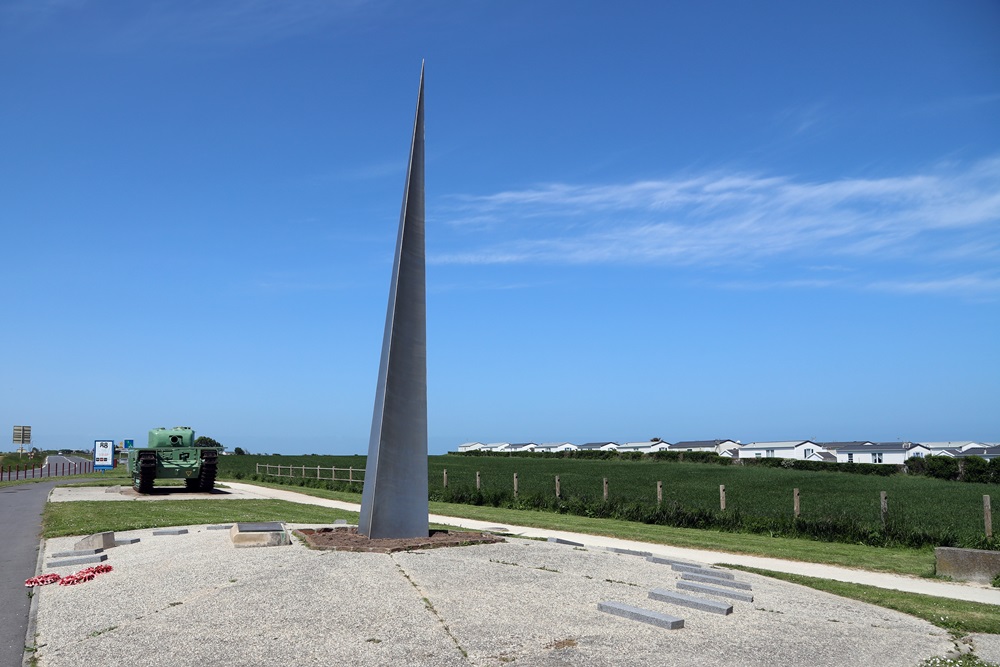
[961,457,991,484]
[925,456,961,481]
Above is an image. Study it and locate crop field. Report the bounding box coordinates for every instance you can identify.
[218,453,997,550]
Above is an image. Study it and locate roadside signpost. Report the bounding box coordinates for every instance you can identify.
[94,440,115,471]
[13,425,31,457]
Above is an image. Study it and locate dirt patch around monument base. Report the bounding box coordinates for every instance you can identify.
[294,527,505,553]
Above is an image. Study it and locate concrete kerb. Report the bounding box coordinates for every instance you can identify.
[22,538,47,667]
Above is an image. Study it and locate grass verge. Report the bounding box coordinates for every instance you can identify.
[726,565,1000,636]
[42,499,358,538]
[234,479,936,576]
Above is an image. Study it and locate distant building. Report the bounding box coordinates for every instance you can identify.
[668,440,740,455]
[576,441,619,452]
[617,441,658,453]
[829,442,929,465]
[457,442,485,453]
[739,440,822,460]
[532,442,577,453]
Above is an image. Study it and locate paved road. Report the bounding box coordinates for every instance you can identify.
[0,478,97,667]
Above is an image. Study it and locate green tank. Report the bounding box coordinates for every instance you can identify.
[128,427,221,493]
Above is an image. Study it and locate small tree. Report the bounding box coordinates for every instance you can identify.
[233,446,246,456]
[194,436,222,448]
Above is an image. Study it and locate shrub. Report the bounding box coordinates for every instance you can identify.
[961,456,991,484]
[925,456,961,481]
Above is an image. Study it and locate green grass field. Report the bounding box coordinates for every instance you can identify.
[219,453,998,550]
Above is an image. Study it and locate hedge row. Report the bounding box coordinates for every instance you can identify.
[458,450,1000,483]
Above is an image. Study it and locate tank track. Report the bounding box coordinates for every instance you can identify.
[199,450,218,492]
[135,450,156,494]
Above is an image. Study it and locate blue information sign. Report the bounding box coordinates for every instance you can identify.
[94,440,115,471]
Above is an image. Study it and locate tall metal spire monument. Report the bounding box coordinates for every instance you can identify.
[358,63,428,539]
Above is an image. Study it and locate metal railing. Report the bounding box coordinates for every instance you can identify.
[0,460,94,481]
[255,463,364,484]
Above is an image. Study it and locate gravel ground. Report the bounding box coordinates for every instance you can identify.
[30,525,955,667]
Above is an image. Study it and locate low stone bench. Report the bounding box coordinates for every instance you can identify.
[649,587,733,615]
[597,601,684,629]
[677,580,754,603]
[680,573,752,591]
[671,563,735,580]
[936,547,1000,584]
[48,553,108,568]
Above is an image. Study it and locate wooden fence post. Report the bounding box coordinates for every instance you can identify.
[657,480,663,506]
[349,467,353,483]
[514,473,518,498]
[603,477,608,501]
[985,495,993,539]
[555,475,561,498]
[476,471,481,490]
[793,488,800,518]
[719,484,726,511]
[443,469,448,488]
[317,465,321,480]
[880,491,888,527]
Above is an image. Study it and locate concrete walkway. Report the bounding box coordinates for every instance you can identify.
[221,482,1000,606]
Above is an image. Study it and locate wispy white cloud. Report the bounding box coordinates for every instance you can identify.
[433,158,1000,278]
[867,274,1000,296]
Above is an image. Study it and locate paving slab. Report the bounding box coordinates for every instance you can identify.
[115,538,141,546]
[648,587,733,615]
[152,528,189,536]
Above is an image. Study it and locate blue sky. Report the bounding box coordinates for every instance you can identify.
[2,1,998,454]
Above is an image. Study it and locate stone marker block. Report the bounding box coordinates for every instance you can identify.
[597,601,684,629]
[50,548,103,558]
[206,525,233,530]
[235,522,284,532]
[649,587,733,615]
[647,556,700,568]
[334,519,348,525]
[677,580,754,603]
[115,538,141,546]
[935,547,1000,584]
[152,528,189,536]
[48,553,109,568]
[230,523,289,548]
[605,547,652,557]
[680,573,752,590]
[671,563,735,579]
[548,537,585,547]
[75,532,116,551]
